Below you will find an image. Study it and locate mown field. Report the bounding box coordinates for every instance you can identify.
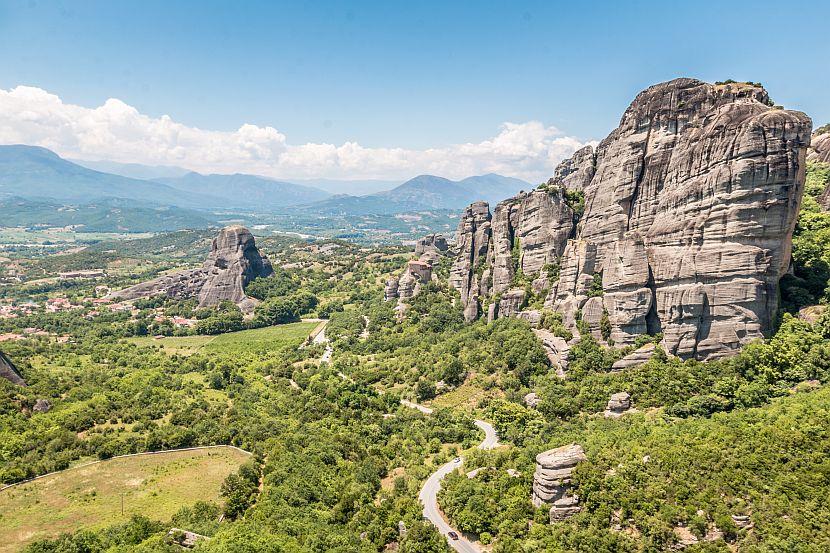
[0,446,249,552]
[126,321,318,355]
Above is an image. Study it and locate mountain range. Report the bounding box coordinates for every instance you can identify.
[0,144,533,219]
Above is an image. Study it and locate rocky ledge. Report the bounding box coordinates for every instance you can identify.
[109,225,273,313]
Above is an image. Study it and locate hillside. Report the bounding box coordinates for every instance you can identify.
[156,172,331,210]
[376,173,531,210]
[0,145,223,208]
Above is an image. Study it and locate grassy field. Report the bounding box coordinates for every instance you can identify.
[0,446,249,552]
[126,321,318,355]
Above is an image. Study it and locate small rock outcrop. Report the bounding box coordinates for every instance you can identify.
[532,444,587,523]
[448,78,811,360]
[604,392,631,418]
[533,329,571,377]
[33,399,52,413]
[524,392,540,408]
[0,351,25,386]
[611,343,657,371]
[109,226,273,313]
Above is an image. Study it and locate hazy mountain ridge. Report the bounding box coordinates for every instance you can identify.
[0,145,224,208]
[155,172,331,210]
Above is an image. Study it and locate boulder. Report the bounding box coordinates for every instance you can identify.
[604,392,631,418]
[611,343,657,371]
[524,392,540,408]
[108,226,273,313]
[533,329,572,377]
[808,128,830,163]
[516,309,542,327]
[33,399,52,413]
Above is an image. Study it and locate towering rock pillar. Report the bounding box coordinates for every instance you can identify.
[546,78,812,359]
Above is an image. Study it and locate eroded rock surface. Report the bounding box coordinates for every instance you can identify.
[109,226,273,313]
[611,343,657,371]
[532,444,587,523]
[604,392,631,418]
[547,79,811,360]
[808,128,830,163]
[0,350,25,386]
[450,190,573,322]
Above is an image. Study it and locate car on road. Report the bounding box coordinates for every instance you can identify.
[448,531,459,540]
[453,457,461,463]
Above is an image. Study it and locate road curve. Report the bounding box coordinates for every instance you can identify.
[403,401,499,553]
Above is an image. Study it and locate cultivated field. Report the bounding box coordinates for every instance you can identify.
[0,446,249,552]
[127,321,318,355]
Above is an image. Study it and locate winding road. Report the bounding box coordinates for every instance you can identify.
[402,401,499,553]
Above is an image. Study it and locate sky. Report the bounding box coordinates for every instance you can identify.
[0,0,828,182]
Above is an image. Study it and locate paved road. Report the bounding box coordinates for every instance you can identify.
[312,326,334,363]
[403,401,499,553]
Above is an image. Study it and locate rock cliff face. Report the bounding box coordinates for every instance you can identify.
[532,444,587,522]
[0,350,25,386]
[809,128,830,210]
[450,190,573,322]
[110,225,273,313]
[808,128,830,163]
[450,78,812,360]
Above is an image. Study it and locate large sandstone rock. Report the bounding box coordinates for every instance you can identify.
[414,234,449,256]
[547,145,595,192]
[545,78,811,360]
[808,128,830,163]
[611,343,657,371]
[532,444,587,523]
[449,202,492,322]
[808,128,830,210]
[0,351,25,386]
[450,190,573,322]
[109,226,273,313]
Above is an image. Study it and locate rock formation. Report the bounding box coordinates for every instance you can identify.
[808,126,830,163]
[33,399,52,413]
[450,190,574,322]
[449,79,812,360]
[414,234,449,256]
[0,350,25,386]
[604,392,631,418]
[808,126,830,210]
[109,226,273,313]
[532,444,587,523]
[611,343,657,371]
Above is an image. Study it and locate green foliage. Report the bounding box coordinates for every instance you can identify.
[587,272,604,297]
[564,189,585,220]
[784,161,830,310]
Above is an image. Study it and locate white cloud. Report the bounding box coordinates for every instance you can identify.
[0,85,589,182]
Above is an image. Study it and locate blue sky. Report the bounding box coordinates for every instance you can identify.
[0,0,827,180]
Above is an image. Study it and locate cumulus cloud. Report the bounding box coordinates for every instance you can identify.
[0,85,588,182]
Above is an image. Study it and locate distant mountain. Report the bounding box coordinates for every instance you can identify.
[71,159,192,180]
[0,145,222,208]
[293,178,400,196]
[156,172,331,210]
[290,173,532,215]
[291,194,425,216]
[0,197,216,233]
[376,173,532,209]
